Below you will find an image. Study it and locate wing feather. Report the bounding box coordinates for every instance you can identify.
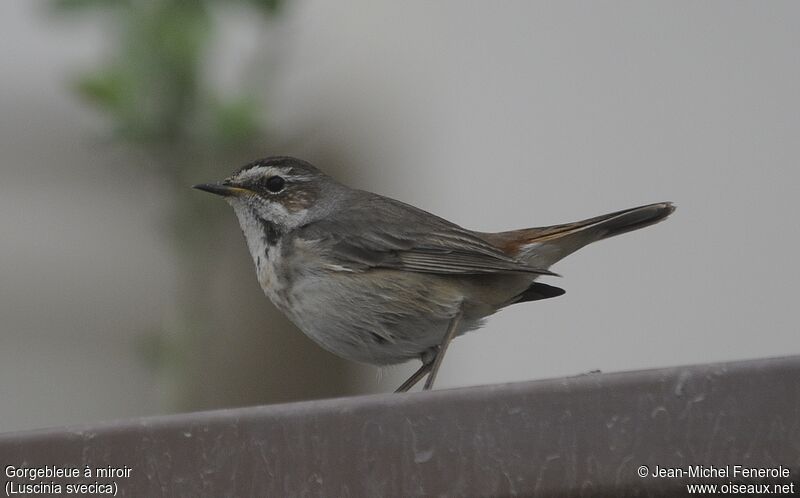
[296,192,556,276]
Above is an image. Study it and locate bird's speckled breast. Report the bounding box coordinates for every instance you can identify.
[233,206,293,315]
[254,239,294,315]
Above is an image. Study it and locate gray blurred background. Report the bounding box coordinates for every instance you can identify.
[1,1,798,434]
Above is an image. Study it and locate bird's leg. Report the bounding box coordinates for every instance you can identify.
[394,345,440,392]
[395,355,435,393]
[423,309,463,391]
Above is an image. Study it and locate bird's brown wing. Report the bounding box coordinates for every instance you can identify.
[296,192,556,276]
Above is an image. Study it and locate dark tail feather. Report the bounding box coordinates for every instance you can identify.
[513,282,566,304]
[591,202,676,240]
[489,202,676,268]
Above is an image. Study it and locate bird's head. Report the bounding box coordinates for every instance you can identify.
[194,156,342,237]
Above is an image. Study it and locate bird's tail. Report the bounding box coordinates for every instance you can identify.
[485,202,676,268]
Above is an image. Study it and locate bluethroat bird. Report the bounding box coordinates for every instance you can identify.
[194,156,675,392]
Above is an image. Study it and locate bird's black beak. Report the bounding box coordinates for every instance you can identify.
[192,183,251,197]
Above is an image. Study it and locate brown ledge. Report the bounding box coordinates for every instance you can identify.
[1,355,799,496]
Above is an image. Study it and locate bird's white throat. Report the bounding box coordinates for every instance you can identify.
[230,204,290,311]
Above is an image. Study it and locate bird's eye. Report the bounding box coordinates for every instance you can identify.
[264,176,285,193]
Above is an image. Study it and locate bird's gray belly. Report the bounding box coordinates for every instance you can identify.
[278,270,483,365]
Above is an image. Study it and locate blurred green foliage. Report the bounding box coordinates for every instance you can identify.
[52,0,289,409]
[53,0,282,148]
